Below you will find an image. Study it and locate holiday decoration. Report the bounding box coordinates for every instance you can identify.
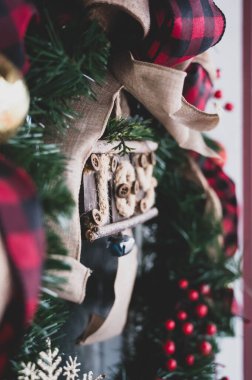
[214,90,223,99]
[195,304,209,318]
[185,355,195,367]
[18,339,105,380]
[178,279,189,289]
[182,322,194,335]
[0,55,30,142]
[224,102,234,111]
[0,0,36,72]
[163,340,176,355]
[188,290,200,301]
[134,0,225,67]
[165,320,176,331]
[206,323,217,336]
[0,154,45,378]
[81,140,158,243]
[199,341,212,356]
[166,358,177,372]
[0,0,240,379]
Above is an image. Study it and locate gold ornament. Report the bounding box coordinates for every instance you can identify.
[0,54,30,143]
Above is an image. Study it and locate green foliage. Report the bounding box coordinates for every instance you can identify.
[2,1,110,373]
[103,116,156,154]
[110,133,240,380]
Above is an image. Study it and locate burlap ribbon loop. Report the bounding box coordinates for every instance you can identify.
[112,51,220,157]
[83,0,150,37]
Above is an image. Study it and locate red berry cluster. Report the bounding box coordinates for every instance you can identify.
[213,68,234,112]
[162,279,218,372]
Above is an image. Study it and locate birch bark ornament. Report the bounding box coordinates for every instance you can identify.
[80,140,158,245]
[0,54,29,142]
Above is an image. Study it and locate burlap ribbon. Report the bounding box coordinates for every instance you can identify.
[83,0,150,37]
[112,51,219,157]
[49,74,121,304]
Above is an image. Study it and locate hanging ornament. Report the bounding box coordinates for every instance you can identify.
[224,102,234,111]
[185,354,195,366]
[195,304,208,318]
[177,310,188,321]
[165,319,176,331]
[163,340,176,355]
[214,90,223,99]
[188,290,199,301]
[182,322,194,335]
[0,54,29,143]
[199,341,212,356]
[206,323,217,335]
[166,358,177,372]
[220,377,229,380]
[178,279,189,289]
[199,284,211,296]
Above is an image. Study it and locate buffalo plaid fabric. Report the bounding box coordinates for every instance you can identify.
[183,62,213,111]
[0,0,36,72]
[134,0,225,67]
[194,155,238,257]
[0,154,45,377]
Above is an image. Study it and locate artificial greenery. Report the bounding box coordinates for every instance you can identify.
[110,132,240,380]
[2,1,110,374]
[103,116,156,155]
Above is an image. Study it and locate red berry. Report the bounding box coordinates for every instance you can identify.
[165,319,176,331]
[182,322,194,335]
[178,279,189,289]
[177,310,188,321]
[206,323,217,336]
[221,377,229,380]
[214,90,223,99]
[224,102,234,111]
[185,354,195,366]
[166,358,177,371]
[216,68,221,78]
[200,341,212,356]
[199,284,211,295]
[164,340,176,355]
[188,290,199,301]
[195,304,208,318]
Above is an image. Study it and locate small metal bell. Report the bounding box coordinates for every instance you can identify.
[108,234,135,257]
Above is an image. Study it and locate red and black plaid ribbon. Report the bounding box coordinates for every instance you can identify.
[195,156,238,257]
[134,0,225,67]
[0,154,45,376]
[183,62,213,111]
[0,0,36,72]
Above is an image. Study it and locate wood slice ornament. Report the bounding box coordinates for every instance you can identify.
[80,140,158,248]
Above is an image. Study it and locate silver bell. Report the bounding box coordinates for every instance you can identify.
[108,234,135,257]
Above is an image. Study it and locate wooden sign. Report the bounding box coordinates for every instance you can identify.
[80,140,158,242]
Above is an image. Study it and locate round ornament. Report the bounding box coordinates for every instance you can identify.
[165,319,176,331]
[166,358,177,372]
[177,310,188,321]
[206,323,217,335]
[224,102,234,111]
[182,322,194,335]
[0,54,29,143]
[199,283,211,295]
[163,340,176,355]
[200,341,212,356]
[195,304,208,318]
[188,289,199,301]
[178,278,189,289]
[185,354,195,366]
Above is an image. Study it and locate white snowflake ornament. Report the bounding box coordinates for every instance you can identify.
[18,362,39,380]
[63,356,81,380]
